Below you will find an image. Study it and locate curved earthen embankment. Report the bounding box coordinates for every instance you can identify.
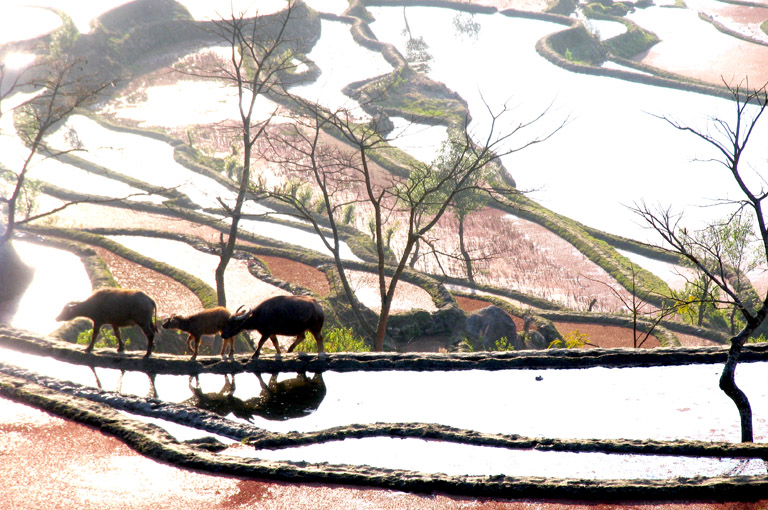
[2,325,768,500]
[4,324,768,373]
[355,0,741,101]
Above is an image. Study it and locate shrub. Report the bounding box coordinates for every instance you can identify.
[293,327,370,353]
[548,329,590,349]
[604,24,660,58]
[76,328,120,349]
[494,336,515,351]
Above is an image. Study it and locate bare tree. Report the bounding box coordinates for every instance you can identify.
[182,0,306,306]
[582,264,681,348]
[0,54,116,306]
[671,211,760,333]
[257,96,563,351]
[633,81,768,442]
[1,57,112,245]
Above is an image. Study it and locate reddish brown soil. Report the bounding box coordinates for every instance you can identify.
[94,247,203,318]
[259,254,331,296]
[456,295,496,313]
[636,3,768,86]
[554,320,660,349]
[3,396,766,510]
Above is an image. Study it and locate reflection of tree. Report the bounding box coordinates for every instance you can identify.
[452,12,481,40]
[401,7,432,72]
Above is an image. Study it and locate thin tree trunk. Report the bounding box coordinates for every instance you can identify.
[408,238,420,269]
[374,307,390,352]
[720,328,753,442]
[458,215,474,284]
[215,135,251,307]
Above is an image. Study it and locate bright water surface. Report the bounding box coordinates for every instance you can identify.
[8,241,92,335]
[368,7,768,242]
[4,0,768,483]
[2,345,768,479]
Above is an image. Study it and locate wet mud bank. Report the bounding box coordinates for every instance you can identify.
[3,363,768,501]
[3,326,768,500]
[2,325,768,375]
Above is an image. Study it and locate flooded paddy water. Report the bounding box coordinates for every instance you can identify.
[3,339,768,485]
[4,0,768,503]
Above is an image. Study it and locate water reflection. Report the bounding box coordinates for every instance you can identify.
[7,240,92,336]
[92,367,159,400]
[0,6,61,43]
[241,437,768,479]
[387,117,448,164]
[3,343,768,480]
[288,19,392,113]
[368,7,768,242]
[186,372,326,421]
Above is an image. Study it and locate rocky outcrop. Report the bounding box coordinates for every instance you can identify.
[465,305,519,350]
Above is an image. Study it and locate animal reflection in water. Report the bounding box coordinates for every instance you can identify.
[186,372,326,421]
[90,367,158,399]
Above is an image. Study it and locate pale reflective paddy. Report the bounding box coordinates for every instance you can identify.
[2,345,768,480]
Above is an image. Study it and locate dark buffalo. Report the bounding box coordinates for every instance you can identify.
[222,295,324,360]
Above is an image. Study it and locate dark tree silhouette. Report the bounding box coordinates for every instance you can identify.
[633,81,768,442]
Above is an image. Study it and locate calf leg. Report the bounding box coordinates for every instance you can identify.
[190,334,201,360]
[315,330,325,354]
[220,337,234,359]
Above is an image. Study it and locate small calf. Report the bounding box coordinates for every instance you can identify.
[222,295,325,360]
[56,288,158,357]
[162,306,234,360]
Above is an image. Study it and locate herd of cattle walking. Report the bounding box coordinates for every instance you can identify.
[55,288,326,360]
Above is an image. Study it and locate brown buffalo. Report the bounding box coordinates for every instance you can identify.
[162,306,234,360]
[56,288,158,357]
